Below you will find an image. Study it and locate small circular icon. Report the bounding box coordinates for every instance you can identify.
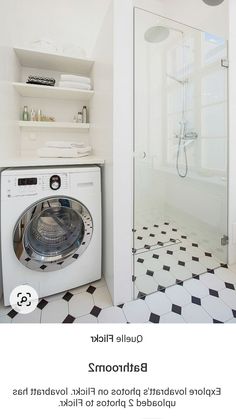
[10,285,39,314]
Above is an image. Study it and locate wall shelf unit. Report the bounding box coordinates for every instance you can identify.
[13,82,94,101]
[14,47,94,74]
[18,121,90,130]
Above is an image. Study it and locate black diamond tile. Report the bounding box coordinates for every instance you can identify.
[157,241,164,246]
[164,222,169,225]
[152,254,159,259]
[213,319,223,324]
[163,265,170,271]
[209,289,219,297]
[40,264,47,270]
[62,315,75,323]
[149,313,160,323]
[144,244,151,249]
[72,254,79,259]
[172,304,182,315]
[232,309,236,318]
[170,238,176,242]
[25,257,31,262]
[205,252,212,257]
[137,258,144,263]
[132,275,136,282]
[192,296,201,305]
[192,243,198,247]
[137,236,143,240]
[7,309,18,319]
[143,226,148,230]
[63,291,73,302]
[220,263,228,268]
[192,274,200,280]
[37,299,48,310]
[146,270,154,277]
[117,304,124,309]
[181,235,187,239]
[207,268,215,274]
[87,285,96,294]
[137,292,146,300]
[192,256,199,262]
[157,285,166,293]
[176,280,183,286]
[149,233,155,237]
[167,250,173,255]
[132,228,136,232]
[161,231,167,235]
[180,247,186,251]
[90,306,102,317]
[37,298,48,310]
[172,228,178,232]
[154,224,159,228]
[225,282,235,290]
[178,260,185,266]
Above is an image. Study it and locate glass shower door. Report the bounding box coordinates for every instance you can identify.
[133,8,228,298]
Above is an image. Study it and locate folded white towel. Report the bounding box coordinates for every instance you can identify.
[58,81,92,90]
[45,141,85,148]
[60,74,91,84]
[37,147,91,158]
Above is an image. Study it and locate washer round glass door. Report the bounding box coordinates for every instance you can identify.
[13,197,93,271]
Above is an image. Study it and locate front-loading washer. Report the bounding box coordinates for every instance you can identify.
[0,166,101,306]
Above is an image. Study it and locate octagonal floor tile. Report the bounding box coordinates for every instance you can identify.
[123,299,150,323]
[98,306,127,323]
[145,292,172,315]
[166,285,191,307]
[69,292,94,318]
[160,312,185,323]
[41,299,68,323]
[182,304,212,323]
[183,278,209,298]
[201,296,233,322]
[218,288,236,310]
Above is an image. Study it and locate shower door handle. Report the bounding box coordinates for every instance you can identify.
[133,151,147,159]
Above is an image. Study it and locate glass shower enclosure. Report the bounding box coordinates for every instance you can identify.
[133,8,228,298]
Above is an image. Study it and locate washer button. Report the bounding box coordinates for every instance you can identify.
[50,175,61,190]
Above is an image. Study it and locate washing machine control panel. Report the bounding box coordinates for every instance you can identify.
[6,173,69,197]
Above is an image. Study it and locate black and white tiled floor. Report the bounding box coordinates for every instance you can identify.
[1,265,236,323]
[133,221,223,295]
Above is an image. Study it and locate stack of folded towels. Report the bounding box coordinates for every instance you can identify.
[37,141,92,158]
[58,74,92,90]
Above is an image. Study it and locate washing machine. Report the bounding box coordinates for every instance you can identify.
[0,166,101,306]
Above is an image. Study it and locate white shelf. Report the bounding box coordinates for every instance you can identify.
[14,47,94,75]
[18,121,90,130]
[0,156,104,168]
[13,82,94,101]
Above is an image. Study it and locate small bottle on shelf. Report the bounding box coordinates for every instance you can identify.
[77,112,83,123]
[82,106,87,123]
[30,108,36,121]
[37,109,42,122]
[22,105,29,121]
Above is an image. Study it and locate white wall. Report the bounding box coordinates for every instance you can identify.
[90,2,115,301]
[228,0,236,264]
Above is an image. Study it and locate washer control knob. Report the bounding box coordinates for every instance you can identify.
[50,175,61,190]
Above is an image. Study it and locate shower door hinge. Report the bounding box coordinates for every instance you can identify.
[221,235,229,246]
[221,59,229,68]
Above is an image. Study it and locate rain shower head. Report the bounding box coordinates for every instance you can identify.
[144,25,183,43]
[202,0,224,5]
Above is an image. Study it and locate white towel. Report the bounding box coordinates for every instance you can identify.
[45,141,85,148]
[37,147,91,158]
[58,81,92,90]
[60,74,91,84]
